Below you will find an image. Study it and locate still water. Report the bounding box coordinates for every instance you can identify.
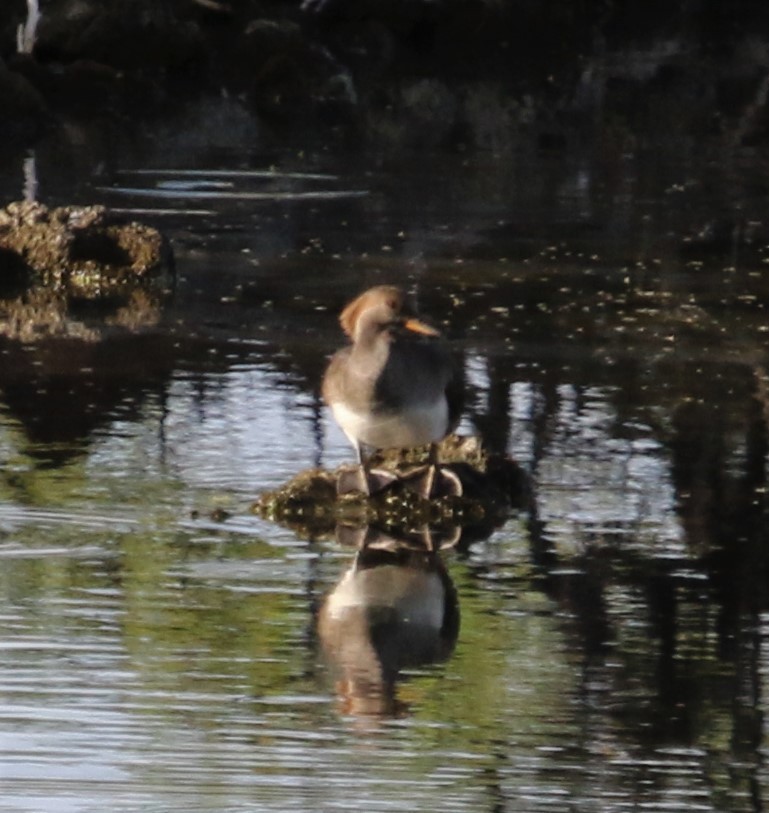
[0,130,768,812]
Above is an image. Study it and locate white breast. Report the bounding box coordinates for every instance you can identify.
[330,398,449,450]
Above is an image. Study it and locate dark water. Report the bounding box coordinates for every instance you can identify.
[0,126,768,812]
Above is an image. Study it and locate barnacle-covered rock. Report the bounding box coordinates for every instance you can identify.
[0,200,173,298]
[252,435,530,541]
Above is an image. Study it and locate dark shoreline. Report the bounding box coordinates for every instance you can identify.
[3,0,769,153]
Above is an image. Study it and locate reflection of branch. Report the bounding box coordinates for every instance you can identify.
[191,0,231,12]
[754,366,769,427]
[16,0,41,55]
[733,69,769,146]
[22,152,37,203]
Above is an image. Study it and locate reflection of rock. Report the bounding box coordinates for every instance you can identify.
[0,331,177,464]
[318,530,459,716]
[0,200,174,455]
[0,201,173,298]
[252,434,530,539]
[0,288,97,342]
[0,287,163,342]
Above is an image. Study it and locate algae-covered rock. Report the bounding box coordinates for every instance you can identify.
[0,201,173,298]
[252,434,530,541]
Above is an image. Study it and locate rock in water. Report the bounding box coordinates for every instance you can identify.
[0,201,173,298]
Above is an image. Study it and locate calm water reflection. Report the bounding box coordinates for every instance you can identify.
[1,133,768,812]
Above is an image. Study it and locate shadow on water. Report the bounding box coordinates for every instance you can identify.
[0,120,768,809]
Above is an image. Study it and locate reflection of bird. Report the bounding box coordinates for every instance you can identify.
[317,541,459,717]
[322,285,463,497]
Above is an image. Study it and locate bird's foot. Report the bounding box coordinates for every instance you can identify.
[400,463,463,499]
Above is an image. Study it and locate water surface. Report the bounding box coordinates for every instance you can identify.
[0,130,767,812]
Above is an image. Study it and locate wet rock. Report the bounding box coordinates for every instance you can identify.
[0,201,173,298]
[252,434,530,540]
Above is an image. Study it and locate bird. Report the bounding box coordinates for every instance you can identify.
[322,285,463,497]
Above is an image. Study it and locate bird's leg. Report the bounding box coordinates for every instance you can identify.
[337,441,397,495]
[421,444,440,497]
[364,441,398,493]
[431,442,463,497]
[402,442,463,499]
[337,440,371,494]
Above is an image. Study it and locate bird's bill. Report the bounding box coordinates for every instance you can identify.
[402,318,440,336]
